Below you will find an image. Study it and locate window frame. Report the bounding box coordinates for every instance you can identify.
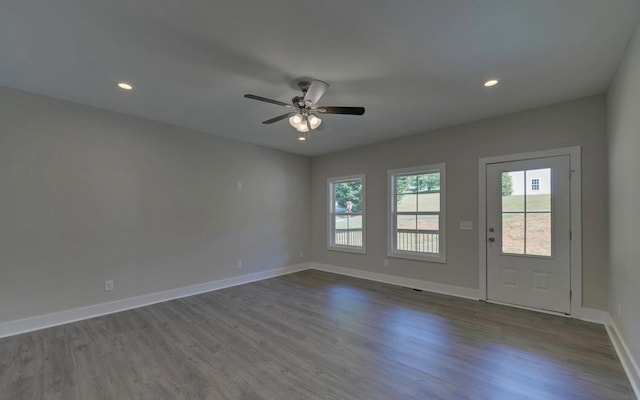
[327,174,366,254]
[387,163,446,263]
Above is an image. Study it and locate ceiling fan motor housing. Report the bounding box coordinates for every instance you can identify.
[297,81,311,93]
[294,81,312,108]
[292,95,306,109]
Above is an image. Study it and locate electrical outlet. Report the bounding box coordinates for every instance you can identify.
[383,259,389,267]
[105,280,114,291]
[236,182,242,191]
[236,259,243,269]
[299,250,304,258]
[617,303,622,318]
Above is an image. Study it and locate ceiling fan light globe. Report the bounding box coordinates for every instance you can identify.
[297,124,309,133]
[289,114,303,128]
[309,115,322,129]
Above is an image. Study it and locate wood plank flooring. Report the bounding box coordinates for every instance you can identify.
[0,270,635,399]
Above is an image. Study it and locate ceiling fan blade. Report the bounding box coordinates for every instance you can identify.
[303,80,329,105]
[244,94,292,108]
[262,112,295,124]
[315,106,365,115]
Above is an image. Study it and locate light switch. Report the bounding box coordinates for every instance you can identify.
[459,221,473,231]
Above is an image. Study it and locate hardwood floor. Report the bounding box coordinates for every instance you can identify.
[0,270,634,399]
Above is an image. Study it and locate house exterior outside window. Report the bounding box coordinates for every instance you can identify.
[531,178,540,191]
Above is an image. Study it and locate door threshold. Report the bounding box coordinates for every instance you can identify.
[485,299,571,318]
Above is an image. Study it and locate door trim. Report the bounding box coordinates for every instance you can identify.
[478,146,582,316]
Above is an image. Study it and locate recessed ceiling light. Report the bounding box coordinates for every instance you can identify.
[484,79,500,88]
[116,82,134,91]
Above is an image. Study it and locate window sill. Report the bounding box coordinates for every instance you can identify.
[387,250,446,264]
[328,245,366,255]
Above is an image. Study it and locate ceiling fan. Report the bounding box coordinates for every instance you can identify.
[244,80,365,140]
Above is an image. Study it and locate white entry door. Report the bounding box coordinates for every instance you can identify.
[486,156,571,314]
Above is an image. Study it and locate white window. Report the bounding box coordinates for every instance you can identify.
[328,174,366,254]
[531,178,540,191]
[388,164,446,263]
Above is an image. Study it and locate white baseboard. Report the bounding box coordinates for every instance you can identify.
[311,263,480,300]
[577,307,609,324]
[606,316,640,398]
[0,263,310,339]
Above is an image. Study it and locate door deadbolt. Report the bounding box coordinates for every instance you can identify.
[488,227,495,232]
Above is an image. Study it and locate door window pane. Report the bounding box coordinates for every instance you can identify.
[526,169,551,212]
[500,168,553,257]
[502,213,525,254]
[502,171,524,212]
[526,213,551,256]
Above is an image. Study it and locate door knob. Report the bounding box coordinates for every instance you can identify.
[488,237,495,243]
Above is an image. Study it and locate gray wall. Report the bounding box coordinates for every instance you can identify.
[311,95,608,310]
[0,83,614,326]
[607,21,640,370]
[0,86,311,324]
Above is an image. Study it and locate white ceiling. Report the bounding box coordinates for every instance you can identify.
[1,1,639,156]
